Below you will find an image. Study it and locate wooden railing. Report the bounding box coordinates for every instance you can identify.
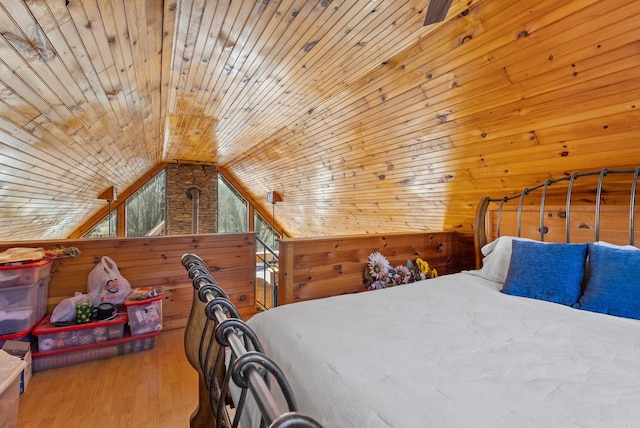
[277,231,475,305]
[0,231,476,330]
[0,233,257,330]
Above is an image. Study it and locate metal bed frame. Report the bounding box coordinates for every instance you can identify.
[181,253,323,428]
[181,167,640,425]
[473,167,640,268]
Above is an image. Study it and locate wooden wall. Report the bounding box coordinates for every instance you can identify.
[0,231,477,333]
[2,1,640,244]
[278,231,475,304]
[0,234,257,329]
[485,204,640,246]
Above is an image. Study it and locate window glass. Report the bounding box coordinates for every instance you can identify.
[217,175,248,233]
[255,211,279,253]
[83,210,117,238]
[126,170,166,237]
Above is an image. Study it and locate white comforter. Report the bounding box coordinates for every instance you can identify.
[241,273,640,427]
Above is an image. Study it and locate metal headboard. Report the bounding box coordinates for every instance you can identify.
[474,167,640,268]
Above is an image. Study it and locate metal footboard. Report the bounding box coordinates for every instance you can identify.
[181,253,323,428]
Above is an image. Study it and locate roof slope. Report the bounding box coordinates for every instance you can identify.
[1,0,639,240]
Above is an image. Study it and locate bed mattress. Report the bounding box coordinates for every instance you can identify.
[240,272,640,427]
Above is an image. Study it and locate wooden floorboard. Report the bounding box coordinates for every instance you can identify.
[17,328,197,428]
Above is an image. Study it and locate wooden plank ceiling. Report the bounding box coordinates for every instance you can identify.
[0,0,639,241]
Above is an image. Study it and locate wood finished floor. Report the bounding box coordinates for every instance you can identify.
[17,328,198,428]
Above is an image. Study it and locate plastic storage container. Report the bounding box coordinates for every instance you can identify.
[0,276,50,335]
[0,260,52,288]
[32,329,160,371]
[33,313,128,352]
[0,350,26,427]
[125,289,163,336]
[0,327,34,349]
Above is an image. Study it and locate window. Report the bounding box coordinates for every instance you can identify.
[83,170,166,238]
[255,211,279,253]
[217,175,248,233]
[126,170,166,237]
[83,210,117,238]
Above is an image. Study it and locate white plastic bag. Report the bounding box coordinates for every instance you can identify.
[51,292,86,323]
[87,256,132,306]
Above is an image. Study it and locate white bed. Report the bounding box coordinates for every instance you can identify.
[242,268,640,427]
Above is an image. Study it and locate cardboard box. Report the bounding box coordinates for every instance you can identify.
[2,340,31,394]
[0,327,33,349]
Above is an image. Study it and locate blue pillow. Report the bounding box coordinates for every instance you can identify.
[502,240,587,305]
[574,243,640,319]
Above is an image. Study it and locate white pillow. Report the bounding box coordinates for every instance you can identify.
[593,241,639,251]
[466,239,639,287]
[464,236,533,285]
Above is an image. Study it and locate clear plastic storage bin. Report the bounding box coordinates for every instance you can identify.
[125,289,163,336]
[33,313,128,352]
[32,329,160,371]
[0,260,52,288]
[0,276,50,335]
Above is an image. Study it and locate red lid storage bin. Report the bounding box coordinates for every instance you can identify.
[0,326,35,349]
[0,260,52,288]
[0,277,49,336]
[125,288,163,336]
[33,313,128,352]
[32,329,160,371]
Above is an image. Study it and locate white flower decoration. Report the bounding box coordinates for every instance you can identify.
[368,251,390,281]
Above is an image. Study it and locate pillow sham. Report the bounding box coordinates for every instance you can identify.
[465,236,533,285]
[575,243,640,319]
[502,240,588,306]
[593,241,639,251]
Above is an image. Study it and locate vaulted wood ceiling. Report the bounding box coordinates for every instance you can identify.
[1,0,639,241]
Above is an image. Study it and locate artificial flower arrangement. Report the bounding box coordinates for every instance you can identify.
[363,251,438,290]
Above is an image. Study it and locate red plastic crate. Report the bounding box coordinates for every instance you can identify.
[32,329,160,371]
[33,313,128,352]
[0,328,33,349]
[0,260,52,288]
[125,289,163,336]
